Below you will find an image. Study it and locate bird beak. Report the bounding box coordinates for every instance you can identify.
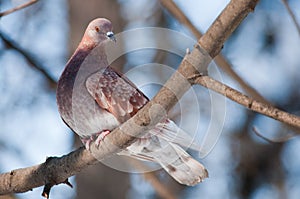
[106,31,116,42]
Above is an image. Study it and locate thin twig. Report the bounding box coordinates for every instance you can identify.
[159,0,269,104]
[0,0,39,17]
[281,0,300,36]
[193,75,300,129]
[0,30,57,87]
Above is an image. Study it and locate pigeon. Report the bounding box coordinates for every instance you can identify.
[56,18,208,186]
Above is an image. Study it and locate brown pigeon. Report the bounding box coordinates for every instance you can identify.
[56,18,208,186]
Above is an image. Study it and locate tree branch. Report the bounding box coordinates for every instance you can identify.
[0,0,261,196]
[0,147,93,195]
[193,75,300,130]
[159,0,268,104]
[131,161,177,199]
[281,0,300,36]
[0,30,57,87]
[0,0,39,17]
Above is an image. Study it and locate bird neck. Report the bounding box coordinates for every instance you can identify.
[59,41,110,92]
[79,37,98,50]
[68,41,108,70]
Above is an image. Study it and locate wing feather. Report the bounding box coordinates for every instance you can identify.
[86,67,148,122]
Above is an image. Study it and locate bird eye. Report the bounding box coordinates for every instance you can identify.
[95,26,100,32]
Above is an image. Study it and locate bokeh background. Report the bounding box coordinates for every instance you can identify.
[1,0,300,198]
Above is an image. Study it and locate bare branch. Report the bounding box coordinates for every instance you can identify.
[0,0,39,17]
[281,0,300,36]
[159,0,268,104]
[131,161,177,199]
[193,75,300,130]
[159,0,201,38]
[0,30,57,87]
[0,0,260,195]
[0,147,96,195]
[197,1,258,58]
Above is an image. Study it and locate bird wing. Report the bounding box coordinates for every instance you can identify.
[86,67,201,150]
[86,66,148,122]
[86,67,200,152]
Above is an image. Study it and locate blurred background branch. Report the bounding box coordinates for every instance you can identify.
[0,0,38,17]
[281,0,300,36]
[0,30,57,87]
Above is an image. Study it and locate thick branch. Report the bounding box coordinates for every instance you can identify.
[0,147,96,194]
[0,0,260,195]
[198,1,258,58]
[0,0,39,17]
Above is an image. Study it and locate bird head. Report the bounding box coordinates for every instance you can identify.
[83,18,116,46]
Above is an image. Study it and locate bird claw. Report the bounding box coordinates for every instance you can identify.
[95,130,110,147]
[81,130,111,150]
[81,137,93,151]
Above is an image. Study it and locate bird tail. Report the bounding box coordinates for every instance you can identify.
[152,142,208,186]
[119,119,208,185]
[122,138,208,186]
[153,119,201,151]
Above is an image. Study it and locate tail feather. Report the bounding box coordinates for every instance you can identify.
[121,119,208,186]
[123,137,208,186]
[154,143,208,186]
[153,119,201,151]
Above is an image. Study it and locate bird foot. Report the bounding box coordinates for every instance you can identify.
[95,130,110,147]
[81,137,93,151]
[81,130,111,151]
